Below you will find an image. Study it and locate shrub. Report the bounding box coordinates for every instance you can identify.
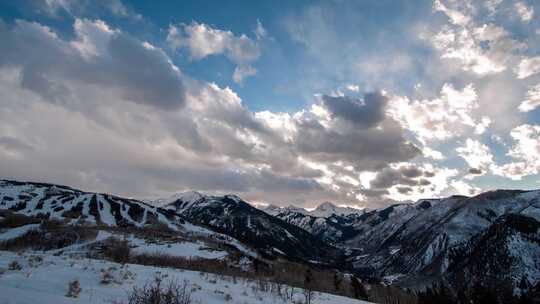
[101,267,116,285]
[8,260,22,271]
[103,238,130,264]
[66,279,82,298]
[127,277,192,304]
[0,213,39,229]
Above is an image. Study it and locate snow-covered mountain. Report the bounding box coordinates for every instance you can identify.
[445,213,540,298]
[151,192,344,263]
[311,202,365,217]
[265,189,540,298]
[0,180,191,231]
[347,190,540,280]
[3,178,540,302]
[264,201,364,217]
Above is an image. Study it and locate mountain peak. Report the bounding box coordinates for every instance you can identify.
[311,202,361,217]
[315,201,337,211]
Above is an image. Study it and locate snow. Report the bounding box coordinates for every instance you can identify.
[128,236,228,260]
[0,224,40,241]
[97,195,116,226]
[0,251,373,304]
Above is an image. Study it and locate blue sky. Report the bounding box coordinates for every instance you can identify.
[0,0,539,208]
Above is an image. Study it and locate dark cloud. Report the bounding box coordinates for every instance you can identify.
[418,179,431,186]
[0,136,34,152]
[370,168,402,189]
[104,34,186,109]
[396,186,413,194]
[294,119,420,170]
[401,165,423,178]
[370,165,429,189]
[0,19,186,110]
[321,92,388,128]
[360,188,389,197]
[424,171,436,177]
[468,168,483,175]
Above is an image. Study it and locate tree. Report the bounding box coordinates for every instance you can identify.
[304,269,315,304]
[333,272,343,292]
[351,277,369,300]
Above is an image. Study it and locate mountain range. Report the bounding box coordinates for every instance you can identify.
[1,179,540,302]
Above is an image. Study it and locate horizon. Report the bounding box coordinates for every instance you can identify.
[0,0,539,209]
[2,177,538,212]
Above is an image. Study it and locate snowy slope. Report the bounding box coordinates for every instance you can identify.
[347,190,540,280]
[310,202,364,217]
[445,214,540,297]
[155,194,344,263]
[0,180,258,261]
[0,180,190,231]
[0,251,372,304]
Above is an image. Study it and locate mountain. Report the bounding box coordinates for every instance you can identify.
[0,179,261,263]
[445,213,540,300]
[347,190,540,281]
[262,202,367,244]
[153,192,344,263]
[266,189,540,297]
[265,207,365,244]
[311,202,365,217]
[3,178,540,301]
[0,179,190,231]
[264,201,364,217]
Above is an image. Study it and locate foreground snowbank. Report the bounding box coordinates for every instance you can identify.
[0,251,371,304]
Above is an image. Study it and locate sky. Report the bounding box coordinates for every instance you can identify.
[0,0,539,208]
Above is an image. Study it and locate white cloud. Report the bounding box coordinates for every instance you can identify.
[167,22,261,82]
[389,83,489,142]
[233,65,257,84]
[515,2,534,23]
[450,180,482,196]
[515,57,540,79]
[456,139,494,174]
[431,2,524,76]
[423,147,444,160]
[254,19,267,40]
[346,84,359,92]
[71,19,117,59]
[493,124,540,180]
[485,0,503,15]
[519,83,540,112]
[34,0,141,20]
[166,22,260,62]
[433,0,470,26]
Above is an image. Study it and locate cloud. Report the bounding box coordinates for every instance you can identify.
[167,22,262,82]
[233,65,257,84]
[321,92,388,128]
[456,138,494,175]
[1,2,538,209]
[431,2,524,76]
[254,19,267,40]
[450,180,481,196]
[0,136,34,157]
[379,163,459,202]
[389,83,490,142]
[519,83,540,112]
[29,0,142,20]
[515,57,540,79]
[493,124,540,180]
[0,19,186,110]
[515,2,534,23]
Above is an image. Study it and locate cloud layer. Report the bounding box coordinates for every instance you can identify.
[1,0,540,208]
